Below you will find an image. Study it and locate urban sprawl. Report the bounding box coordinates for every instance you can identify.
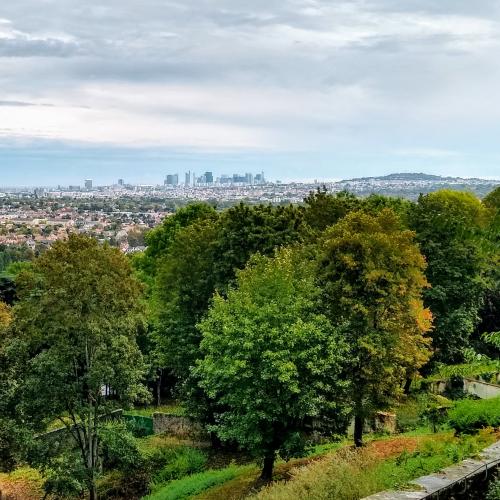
[0,171,498,254]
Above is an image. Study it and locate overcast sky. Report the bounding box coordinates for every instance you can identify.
[1,0,500,185]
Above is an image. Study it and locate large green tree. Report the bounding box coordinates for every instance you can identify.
[475,186,500,357]
[317,209,432,446]
[302,188,361,234]
[409,190,491,364]
[195,249,347,479]
[11,235,147,499]
[153,218,219,381]
[0,301,18,471]
[153,203,303,385]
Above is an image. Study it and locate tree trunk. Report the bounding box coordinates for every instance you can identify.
[260,452,275,481]
[209,431,222,450]
[403,377,412,395]
[156,369,162,407]
[89,484,97,500]
[354,414,364,448]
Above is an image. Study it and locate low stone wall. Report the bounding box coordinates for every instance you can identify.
[429,376,500,400]
[152,412,206,439]
[348,412,397,437]
[463,378,500,400]
[363,440,500,500]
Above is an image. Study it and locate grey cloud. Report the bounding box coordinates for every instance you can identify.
[0,36,80,57]
[1,0,500,157]
[0,100,55,106]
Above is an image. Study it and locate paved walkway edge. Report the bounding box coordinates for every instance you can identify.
[362,440,500,499]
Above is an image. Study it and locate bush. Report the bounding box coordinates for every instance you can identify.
[448,397,500,434]
[99,422,142,472]
[42,452,87,499]
[149,447,207,489]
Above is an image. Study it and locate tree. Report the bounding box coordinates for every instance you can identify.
[317,209,432,447]
[0,301,16,471]
[483,186,500,210]
[211,203,304,293]
[153,203,304,385]
[409,190,491,364]
[153,219,219,382]
[302,188,361,234]
[11,235,147,500]
[195,249,347,480]
[140,202,216,279]
[475,186,500,357]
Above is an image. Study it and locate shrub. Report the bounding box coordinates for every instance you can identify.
[149,447,207,489]
[99,422,142,472]
[448,397,500,434]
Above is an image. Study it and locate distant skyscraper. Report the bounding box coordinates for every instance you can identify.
[253,171,265,184]
[84,179,93,190]
[118,178,124,186]
[165,174,179,186]
[204,171,213,184]
[185,171,191,187]
[245,173,253,185]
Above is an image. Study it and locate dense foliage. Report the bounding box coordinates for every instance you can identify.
[317,209,432,445]
[448,397,500,434]
[196,248,348,478]
[5,235,148,499]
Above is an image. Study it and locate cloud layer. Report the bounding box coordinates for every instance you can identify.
[1,1,500,181]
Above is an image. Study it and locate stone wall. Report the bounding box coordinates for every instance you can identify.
[463,378,500,400]
[152,412,207,440]
[348,412,397,437]
[429,376,500,400]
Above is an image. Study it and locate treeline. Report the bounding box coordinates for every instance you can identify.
[0,187,499,498]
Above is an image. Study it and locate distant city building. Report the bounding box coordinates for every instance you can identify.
[84,179,93,190]
[245,173,253,185]
[232,173,246,183]
[255,171,265,184]
[165,174,179,186]
[204,171,214,184]
[118,178,124,186]
[185,171,191,187]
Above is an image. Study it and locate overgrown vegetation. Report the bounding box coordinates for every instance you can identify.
[255,431,496,500]
[448,397,500,434]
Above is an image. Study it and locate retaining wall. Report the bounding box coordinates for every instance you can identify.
[430,376,500,400]
[463,378,500,400]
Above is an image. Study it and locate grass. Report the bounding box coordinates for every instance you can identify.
[254,429,497,500]
[137,433,205,455]
[143,464,256,500]
[0,466,44,500]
